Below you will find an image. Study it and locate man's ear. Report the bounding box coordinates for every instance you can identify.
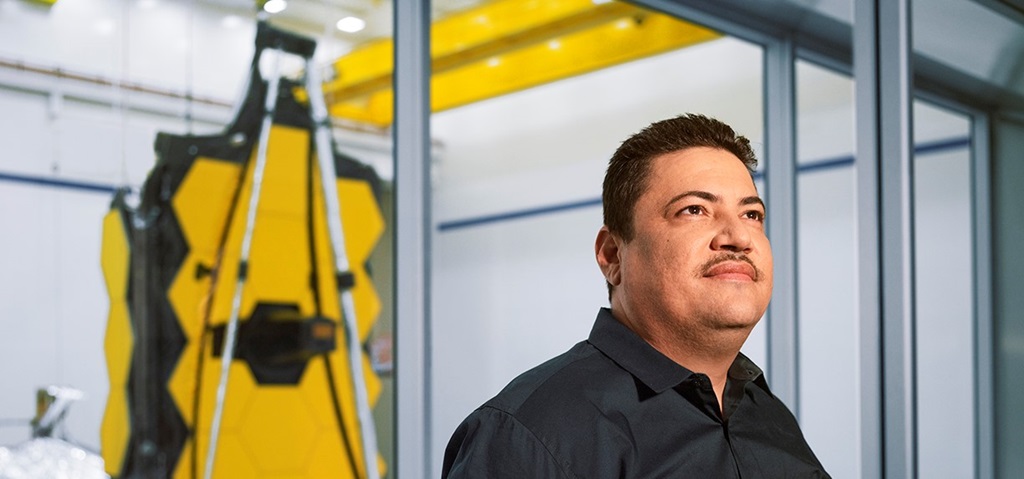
[595,226,622,287]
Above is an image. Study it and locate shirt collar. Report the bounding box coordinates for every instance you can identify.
[587,308,770,395]
[588,308,694,393]
[729,351,772,395]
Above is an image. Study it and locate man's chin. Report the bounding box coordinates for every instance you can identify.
[708,307,765,331]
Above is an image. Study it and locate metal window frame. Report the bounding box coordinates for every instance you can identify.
[394,0,432,477]
[971,109,995,479]
[854,1,917,478]
[764,35,800,414]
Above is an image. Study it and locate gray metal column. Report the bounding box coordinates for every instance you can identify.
[971,112,994,479]
[764,35,799,414]
[394,0,432,477]
[992,115,1024,479]
[854,0,916,477]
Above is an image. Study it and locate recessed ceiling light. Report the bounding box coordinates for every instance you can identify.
[336,16,366,33]
[548,40,561,49]
[263,0,287,14]
[487,57,500,67]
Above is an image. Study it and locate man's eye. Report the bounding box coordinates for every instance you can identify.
[745,210,765,222]
[679,205,704,216]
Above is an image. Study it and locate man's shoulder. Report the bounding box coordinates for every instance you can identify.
[443,338,646,478]
[481,339,627,418]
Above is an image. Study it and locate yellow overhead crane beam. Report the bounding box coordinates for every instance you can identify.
[323,0,721,126]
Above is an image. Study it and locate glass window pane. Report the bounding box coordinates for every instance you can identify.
[795,59,858,477]
[912,99,975,478]
[428,1,764,471]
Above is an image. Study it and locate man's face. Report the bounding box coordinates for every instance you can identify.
[603,147,773,335]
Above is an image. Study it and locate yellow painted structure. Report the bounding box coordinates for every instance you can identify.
[175,130,384,479]
[101,123,385,479]
[324,0,721,126]
[100,208,132,475]
[100,24,386,479]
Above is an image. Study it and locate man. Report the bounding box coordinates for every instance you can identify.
[441,114,829,478]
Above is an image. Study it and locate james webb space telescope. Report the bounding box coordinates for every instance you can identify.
[99,23,385,479]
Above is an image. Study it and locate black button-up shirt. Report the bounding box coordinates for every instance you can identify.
[442,308,830,478]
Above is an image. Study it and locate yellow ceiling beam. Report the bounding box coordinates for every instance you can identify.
[324,0,721,126]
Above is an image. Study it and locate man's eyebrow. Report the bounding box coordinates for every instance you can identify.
[664,191,766,214]
[741,196,765,209]
[665,190,718,210]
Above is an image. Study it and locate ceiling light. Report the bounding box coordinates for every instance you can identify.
[336,16,366,33]
[263,0,286,14]
[548,40,561,49]
[487,57,500,67]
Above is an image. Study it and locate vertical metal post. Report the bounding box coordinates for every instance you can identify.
[306,58,381,479]
[971,113,994,479]
[394,0,432,477]
[853,1,882,473]
[764,35,799,414]
[992,115,1024,479]
[854,0,916,477]
[203,48,283,479]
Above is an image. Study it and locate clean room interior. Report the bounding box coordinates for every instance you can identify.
[0,0,1022,477]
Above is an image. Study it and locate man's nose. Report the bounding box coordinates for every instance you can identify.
[710,215,753,253]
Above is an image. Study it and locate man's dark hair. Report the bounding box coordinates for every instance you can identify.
[603,113,758,241]
[601,113,758,298]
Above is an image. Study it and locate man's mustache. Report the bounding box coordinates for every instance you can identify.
[698,253,763,281]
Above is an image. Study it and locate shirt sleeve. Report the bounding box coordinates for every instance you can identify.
[441,406,573,479]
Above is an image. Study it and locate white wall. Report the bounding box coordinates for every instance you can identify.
[0,93,227,450]
[0,0,252,451]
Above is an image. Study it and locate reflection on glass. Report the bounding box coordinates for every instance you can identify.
[0,2,395,478]
[783,0,852,25]
[913,0,1024,99]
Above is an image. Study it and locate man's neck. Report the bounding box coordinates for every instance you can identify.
[610,307,752,414]
[647,327,749,410]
